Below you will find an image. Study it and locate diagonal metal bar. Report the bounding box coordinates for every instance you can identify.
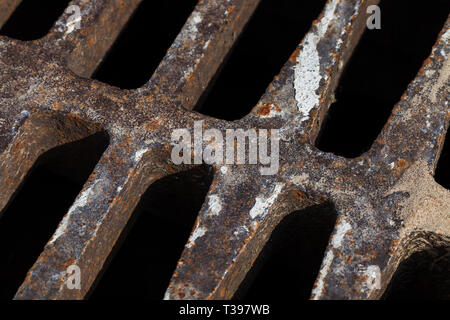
[371,19,450,172]
[165,168,301,300]
[247,0,380,142]
[14,140,172,299]
[0,0,20,28]
[0,112,103,213]
[142,0,261,110]
[286,18,450,300]
[43,0,142,78]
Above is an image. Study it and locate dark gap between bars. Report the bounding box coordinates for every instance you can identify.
[0,132,108,299]
[0,0,71,40]
[233,203,337,300]
[383,245,450,300]
[88,165,213,300]
[194,0,327,120]
[92,0,197,89]
[315,0,450,158]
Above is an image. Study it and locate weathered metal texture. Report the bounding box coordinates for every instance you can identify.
[0,0,20,28]
[0,0,446,300]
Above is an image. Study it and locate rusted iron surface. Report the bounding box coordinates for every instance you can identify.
[0,0,447,300]
[0,0,20,28]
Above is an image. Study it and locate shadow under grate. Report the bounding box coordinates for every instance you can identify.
[89,165,213,299]
[195,0,327,120]
[0,132,108,299]
[233,203,337,300]
[0,0,71,40]
[383,246,450,300]
[315,0,450,158]
[92,0,197,89]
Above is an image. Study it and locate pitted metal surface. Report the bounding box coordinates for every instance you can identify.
[0,0,448,300]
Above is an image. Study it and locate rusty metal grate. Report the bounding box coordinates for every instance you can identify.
[0,0,448,300]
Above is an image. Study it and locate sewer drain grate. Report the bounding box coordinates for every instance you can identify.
[0,0,448,300]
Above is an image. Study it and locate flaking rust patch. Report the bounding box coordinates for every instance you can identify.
[430,55,449,103]
[186,11,203,40]
[186,226,207,248]
[49,180,99,245]
[331,217,352,248]
[311,216,352,299]
[249,183,284,219]
[134,148,149,163]
[311,249,335,299]
[294,0,340,123]
[207,194,222,216]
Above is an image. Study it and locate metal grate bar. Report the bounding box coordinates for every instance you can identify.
[0,0,20,28]
[45,0,141,78]
[0,0,447,300]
